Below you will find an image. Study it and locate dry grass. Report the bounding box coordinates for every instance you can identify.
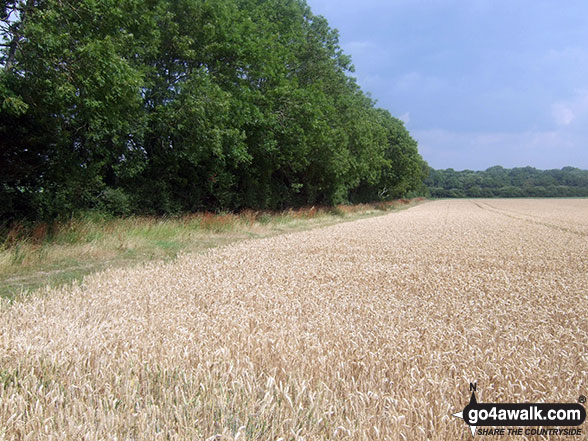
[0,198,586,440]
[0,200,421,299]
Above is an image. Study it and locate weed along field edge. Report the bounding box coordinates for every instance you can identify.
[0,199,423,299]
[0,199,587,440]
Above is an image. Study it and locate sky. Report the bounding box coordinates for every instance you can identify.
[306,0,588,171]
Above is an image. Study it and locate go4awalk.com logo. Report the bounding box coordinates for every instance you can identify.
[452,383,586,437]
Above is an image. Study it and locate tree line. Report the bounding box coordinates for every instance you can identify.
[0,0,427,221]
[426,166,588,198]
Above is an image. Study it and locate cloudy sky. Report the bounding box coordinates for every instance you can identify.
[306,0,588,170]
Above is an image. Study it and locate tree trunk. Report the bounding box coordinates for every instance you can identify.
[2,0,36,71]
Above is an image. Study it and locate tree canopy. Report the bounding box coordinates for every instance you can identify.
[0,0,427,220]
[426,166,588,198]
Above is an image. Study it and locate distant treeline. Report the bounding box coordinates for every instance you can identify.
[0,0,426,221]
[426,166,588,198]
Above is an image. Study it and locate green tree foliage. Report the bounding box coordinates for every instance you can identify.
[1,0,426,220]
[425,166,588,198]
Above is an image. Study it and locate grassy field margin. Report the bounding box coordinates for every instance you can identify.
[0,199,425,299]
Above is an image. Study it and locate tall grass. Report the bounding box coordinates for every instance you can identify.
[0,199,424,298]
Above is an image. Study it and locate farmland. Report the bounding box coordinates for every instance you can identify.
[0,199,587,440]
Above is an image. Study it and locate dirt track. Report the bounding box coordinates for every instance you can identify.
[1,199,587,440]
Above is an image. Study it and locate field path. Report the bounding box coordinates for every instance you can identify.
[1,199,587,440]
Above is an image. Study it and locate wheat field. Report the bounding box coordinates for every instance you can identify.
[1,199,587,440]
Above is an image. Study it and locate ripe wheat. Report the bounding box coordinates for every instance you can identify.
[1,199,587,440]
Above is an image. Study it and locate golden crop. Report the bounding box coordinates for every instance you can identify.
[1,199,587,440]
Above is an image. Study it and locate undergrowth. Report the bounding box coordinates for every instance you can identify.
[0,199,423,298]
